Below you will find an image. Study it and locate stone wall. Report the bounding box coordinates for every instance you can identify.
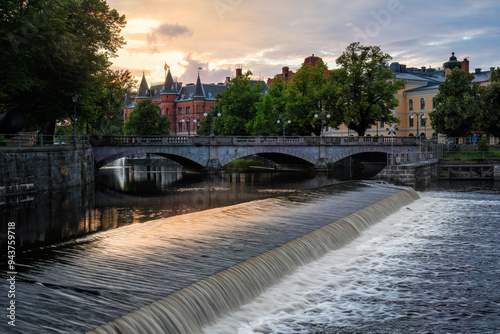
[375,161,434,189]
[0,146,94,196]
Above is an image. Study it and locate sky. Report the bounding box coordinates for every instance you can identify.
[105,0,500,86]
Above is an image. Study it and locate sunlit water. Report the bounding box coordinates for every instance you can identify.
[1,177,402,333]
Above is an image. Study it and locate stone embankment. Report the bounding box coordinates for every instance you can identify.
[0,146,94,198]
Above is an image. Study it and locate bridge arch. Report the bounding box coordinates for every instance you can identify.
[217,146,317,167]
[94,146,207,169]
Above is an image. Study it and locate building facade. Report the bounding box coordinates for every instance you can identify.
[124,69,227,136]
[327,52,495,139]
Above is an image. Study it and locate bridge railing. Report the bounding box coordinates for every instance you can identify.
[90,135,420,146]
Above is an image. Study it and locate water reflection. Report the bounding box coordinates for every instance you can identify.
[0,161,341,250]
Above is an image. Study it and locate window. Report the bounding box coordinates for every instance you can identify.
[166,107,170,115]
[409,116,414,127]
[420,98,425,110]
[186,120,190,131]
[379,121,384,128]
[421,117,426,127]
[409,99,413,111]
[196,106,200,113]
[178,107,182,114]
[186,106,191,114]
[432,97,436,109]
[178,121,183,131]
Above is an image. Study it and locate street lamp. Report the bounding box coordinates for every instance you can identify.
[410,112,426,153]
[72,93,78,146]
[203,108,221,136]
[182,116,198,136]
[314,102,330,137]
[277,116,291,137]
[386,127,398,165]
[409,112,426,138]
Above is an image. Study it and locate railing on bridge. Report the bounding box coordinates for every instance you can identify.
[91,135,420,146]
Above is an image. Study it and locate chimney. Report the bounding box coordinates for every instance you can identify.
[421,66,426,73]
[475,68,482,74]
[462,58,469,73]
[235,64,243,77]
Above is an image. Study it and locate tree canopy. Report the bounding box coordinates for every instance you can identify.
[197,70,265,136]
[0,0,127,135]
[123,99,171,135]
[335,42,404,136]
[430,68,482,138]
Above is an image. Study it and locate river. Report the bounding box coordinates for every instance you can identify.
[1,161,499,333]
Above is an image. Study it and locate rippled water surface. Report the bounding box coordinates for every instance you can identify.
[204,184,500,334]
[1,171,402,333]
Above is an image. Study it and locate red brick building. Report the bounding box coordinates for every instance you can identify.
[124,69,226,135]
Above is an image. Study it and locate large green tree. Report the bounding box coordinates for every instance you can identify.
[430,68,482,137]
[284,58,342,136]
[480,68,500,137]
[198,70,264,136]
[336,42,404,136]
[123,99,171,135]
[0,0,126,135]
[246,76,288,136]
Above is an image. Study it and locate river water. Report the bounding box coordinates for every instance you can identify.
[1,162,499,334]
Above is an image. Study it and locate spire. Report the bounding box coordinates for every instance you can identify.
[193,70,205,98]
[161,68,177,94]
[137,72,150,98]
[124,87,132,106]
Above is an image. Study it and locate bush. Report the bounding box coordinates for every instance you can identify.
[477,138,490,152]
[0,135,10,146]
[225,159,264,170]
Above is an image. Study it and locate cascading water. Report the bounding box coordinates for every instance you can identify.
[89,188,419,334]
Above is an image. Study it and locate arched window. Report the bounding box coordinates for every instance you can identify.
[409,99,413,111]
[196,106,200,113]
[420,98,425,110]
[178,121,183,131]
[409,116,414,127]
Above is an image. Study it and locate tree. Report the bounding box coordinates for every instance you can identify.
[123,99,171,135]
[282,58,344,136]
[198,70,264,136]
[430,68,482,138]
[0,0,126,135]
[480,80,500,138]
[336,42,404,136]
[246,76,288,136]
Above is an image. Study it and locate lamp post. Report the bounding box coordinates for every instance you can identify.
[72,93,78,146]
[204,108,221,136]
[409,112,426,138]
[277,116,291,137]
[182,116,198,136]
[314,106,330,137]
[386,127,398,165]
[410,112,425,152]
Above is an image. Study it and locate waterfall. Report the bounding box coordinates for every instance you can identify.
[88,188,420,334]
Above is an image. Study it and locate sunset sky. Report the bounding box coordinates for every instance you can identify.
[105,0,500,86]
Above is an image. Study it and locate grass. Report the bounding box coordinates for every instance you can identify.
[225,159,265,170]
[443,151,500,159]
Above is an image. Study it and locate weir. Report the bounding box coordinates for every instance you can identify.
[89,188,420,334]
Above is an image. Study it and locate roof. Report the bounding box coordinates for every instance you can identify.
[136,72,150,98]
[176,83,227,101]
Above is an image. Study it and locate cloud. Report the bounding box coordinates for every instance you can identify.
[146,22,193,52]
[177,54,231,84]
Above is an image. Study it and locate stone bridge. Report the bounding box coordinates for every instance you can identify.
[91,136,421,171]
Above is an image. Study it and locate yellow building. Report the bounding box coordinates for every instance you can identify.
[326,53,495,140]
